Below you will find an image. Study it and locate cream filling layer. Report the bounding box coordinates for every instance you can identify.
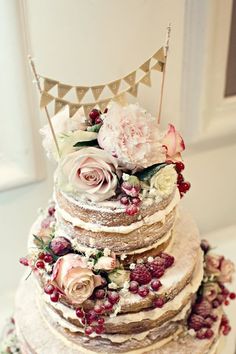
[55,190,180,234]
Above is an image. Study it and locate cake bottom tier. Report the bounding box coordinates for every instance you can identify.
[15,278,225,354]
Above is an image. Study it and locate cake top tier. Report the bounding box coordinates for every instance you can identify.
[41,102,189,215]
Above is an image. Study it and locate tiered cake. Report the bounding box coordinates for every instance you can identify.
[6,103,235,353]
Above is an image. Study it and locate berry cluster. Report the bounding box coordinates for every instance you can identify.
[19,251,54,270]
[75,285,120,336]
[120,179,141,216]
[44,283,60,303]
[129,253,175,307]
[89,108,107,126]
[170,161,191,198]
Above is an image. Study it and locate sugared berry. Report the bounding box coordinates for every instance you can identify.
[130,265,152,285]
[151,279,162,291]
[95,289,106,300]
[97,317,105,325]
[76,308,85,318]
[188,314,205,331]
[85,326,94,336]
[44,254,53,263]
[175,161,185,173]
[126,204,139,216]
[229,292,236,300]
[35,260,45,269]
[205,328,214,339]
[138,286,149,298]
[131,197,141,205]
[44,284,55,295]
[196,328,206,340]
[129,281,139,294]
[94,304,104,314]
[108,291,120,305]
[120,196,129,205]
[19,257,29,266]
[50,291,59,302]
[153,297,165,308]
[178,181,191,193]
[95,325,104,334]
[222,325,231,336]
[104,300,113,311]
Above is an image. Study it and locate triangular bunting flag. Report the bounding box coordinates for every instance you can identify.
[152,61,164,72]
[68,103,81,117]
[44,78,58,92]
[91,85,105,100]
[83,103,96,118]
[113,92,127,106]
[124,71,136,87]
[58,83,72,98]
[98,99,110,112]
[76,86,89,102]
[140,58,151,73]
[40,91,54,108]
[153,47,166,63]
[54,98,67,114]
[108,79,121,95]
[128,84,139,97]
[140,72,151,87]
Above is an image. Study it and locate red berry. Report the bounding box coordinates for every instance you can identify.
[95,289,105,300]
[151,279,162,291]
[229,292,236,300]
[204,317,214,328]
[138,286,149,298]
[153,297,165,308]
[177,173,184,184]
[129,281,139,294]
[95,117,102,124]
[222,287,230,298]
[160,253,175,268]
[212,300,220,308]
[194,300,212,318]
[44,284,55,295]
[175,161,185,173]
[104,300,113,311]
[209,314,218,322]
[196,328,206,340]
[38,253,45,260]
[120,196,129,205]
[19,257,29,266]
[94,304,104,314]
[85,326,94,336]
[220,314,228,326]
[126,204,139,216]
[108,291,120,305]
[44,254,53,263]
[222,325,231,336]
[188,314,205,331]
[35,260,45,269]
[76,308,85,318]
[48,206,56,216]
[87,310,97,321]
[224,300,229,306]
[89,109,100,123]
[131,197,141,205]
[147,263,165,278]
[81,318,86,325]
[205,329,214,339]
[130,264,152,285]
[178,181,191,193]
[50,291,59,302]
[97,317,105,325]
[95,325,104,334]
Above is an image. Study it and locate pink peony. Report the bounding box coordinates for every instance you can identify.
[162,124,185,161]
[59,147,120,202]
[52,254,102,305]
[94,255,117,271]
[218,259,235,283]
[97,103,166,170]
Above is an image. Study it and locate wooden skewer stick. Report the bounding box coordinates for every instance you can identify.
[28,55,60,158]
[157,23,171,124]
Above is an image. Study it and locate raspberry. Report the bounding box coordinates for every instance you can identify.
[194,300,212,318]
[146,263,165,278]
[188,314,205,331]
[152,256,165,267]
[130,264,152,285]
[160,253,175,268]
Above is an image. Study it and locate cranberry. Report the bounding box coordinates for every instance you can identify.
[221,315,229,326]
[131,197,141,205]
[126,204,139,216]
[196,328,206,340]
[95,289,105,300]
[129,281,139,294]
[76,308,85,318]
[85,326,94,336]
[160,253,175,268]
[120,196,129,205]
[178,181,191,193]
[108,291,120,305]
[35,260,45,269]
[94,304,104,314]
[97,317,105,325]
[229,292,236,300]
[38,253,45,260]
[222,325,231,336]
[104,300,113,311]
[44,254,53,263]
[87,310,97,322]
[205,329,214,339]
[95,325,104,334]
[89,109,100,124]
[95,117,102,124]
[50,291,59,302]
[153,297,165,308]
[44,284,55,295]
[177,173,184,184]
[224,300,229,306]
[19,257,29,266]
[138,286,149,298]
[151,279,162,291]
[175,161,185,173]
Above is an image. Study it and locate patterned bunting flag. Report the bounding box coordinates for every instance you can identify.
[108,79,121,95]
[40,92,54,108]
[98,99,110,112]
[43,78,58,92]
[76,86,89,102]
[140,58,151,73]
[91,85,105,100]
[58,83,72,98]
[153,47,165,63]
[68,103,81,117]
[124,71,136,87]
[128,84,138,97]
[152,61,164,72]
[113,92,127,106]
[54,98,67,114]
[83,103,96,118]
[140,72,151,87]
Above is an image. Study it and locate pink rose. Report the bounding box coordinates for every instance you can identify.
[59,147,120,202]
[98,103,166,170]
[162,124,185,161]
[94,255,117,271]
[203,282,220,302]
[218,259,235,283]
[205,254,222,276]
[52,254,102,305]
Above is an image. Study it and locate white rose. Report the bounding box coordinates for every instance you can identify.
[150,165,177,197]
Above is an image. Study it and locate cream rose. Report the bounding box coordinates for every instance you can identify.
[52,254,102,305]
[150,165,177,197]
[162,124,185,161]
[98,103,166,170]
[94,255,117,271]
[59,147,119,202]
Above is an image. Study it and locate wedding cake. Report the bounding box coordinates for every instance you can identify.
[2,103,235,354]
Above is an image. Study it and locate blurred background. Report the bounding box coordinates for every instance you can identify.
[0,0,236,332]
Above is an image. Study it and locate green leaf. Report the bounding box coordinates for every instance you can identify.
[87,123,102,133]
[135,163,168,182]
[73,139,98,148]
